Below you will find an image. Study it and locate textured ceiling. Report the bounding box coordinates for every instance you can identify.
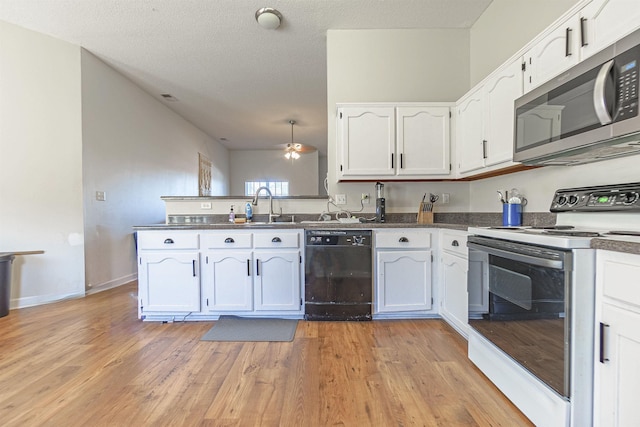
[0,0,492,155]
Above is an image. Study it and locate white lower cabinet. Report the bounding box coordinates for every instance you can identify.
[137,231,201,317]
[439,230,469,337]
[254,250,301,311]
[139,252,201,313]
[136,229,303,320]
[203,251,253,311]
[594,250,640,426]
[201,230,303,316]
[374,229,434,316]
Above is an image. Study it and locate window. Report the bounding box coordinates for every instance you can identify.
[244,181,289,197]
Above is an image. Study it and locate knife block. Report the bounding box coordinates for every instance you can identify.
[417,203,434,224]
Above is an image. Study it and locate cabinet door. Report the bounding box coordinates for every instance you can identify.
[376,250,432,313]
[440,252,469,336]
[596,304,640,426]
[203,251,253,311]
[254,250,301,311]
[139,252,200,312]
[483,59,523,167]
[456,88,485,174]
[338,107,396,177]
[396,106,450,176]
[581,0,640,60]
[523,15,581,92]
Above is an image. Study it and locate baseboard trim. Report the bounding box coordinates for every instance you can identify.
[86,273,137,295]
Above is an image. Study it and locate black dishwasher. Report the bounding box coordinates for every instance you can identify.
[304,230,372,321]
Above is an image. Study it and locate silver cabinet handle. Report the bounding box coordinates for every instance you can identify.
[482,140,487,159]
[224,237,235,243]
[599,322,610,363]
[163,238,174,244]
[451,240,459,247]
[580,17,588,47]
[272,237,282,243]
[399,237,409,243]
[565,27,573,57]
[192,260,196,277]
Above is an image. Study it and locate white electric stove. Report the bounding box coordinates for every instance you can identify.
[466,182,640,427]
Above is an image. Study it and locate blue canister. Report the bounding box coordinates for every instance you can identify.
[502,203,522,227]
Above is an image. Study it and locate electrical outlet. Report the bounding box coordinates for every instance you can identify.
[442,193,450,204]
[200,202,212,209]
[361,193,370,204]
[96,191,106,201]
[335,194,347,205]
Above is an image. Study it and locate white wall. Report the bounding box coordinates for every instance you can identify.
[326,29,471,214]
[0,21,85,306]
[470,0,579,85]
[81,50,229,293]
[229,149,318,196]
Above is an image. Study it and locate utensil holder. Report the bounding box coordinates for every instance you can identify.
[502,203,522,227]
[417,202,434,224]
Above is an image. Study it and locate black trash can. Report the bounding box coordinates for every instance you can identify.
[0,254,15,318]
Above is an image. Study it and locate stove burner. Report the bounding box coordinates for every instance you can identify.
[530,225,575,230]
[544,230,601,237]
[605,230,640,237]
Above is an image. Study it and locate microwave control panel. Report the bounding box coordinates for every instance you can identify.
[551,183,640,212]
[614,44,639,121]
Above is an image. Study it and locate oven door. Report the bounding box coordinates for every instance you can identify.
[467,236,573,398]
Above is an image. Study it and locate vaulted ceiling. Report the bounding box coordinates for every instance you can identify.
[0,0,492,155]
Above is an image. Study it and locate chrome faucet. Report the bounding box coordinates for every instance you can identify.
[252,186,282,223]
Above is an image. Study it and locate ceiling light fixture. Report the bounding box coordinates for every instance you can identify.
[255,7,282,30]
[284,120,301,160]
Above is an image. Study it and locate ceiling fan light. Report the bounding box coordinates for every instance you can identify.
[292,151,300,160]
[255,8,282,30]
[284,151,291,160]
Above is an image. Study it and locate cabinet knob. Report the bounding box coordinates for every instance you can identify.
[163,238,174,244]
[399,237,409,243]
[451,240,459,247]
[224,237,235,243]
[272,237,282,243]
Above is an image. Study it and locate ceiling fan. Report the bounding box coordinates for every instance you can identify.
[276,120,316,160]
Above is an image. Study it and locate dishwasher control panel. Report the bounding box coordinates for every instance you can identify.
[305,230,372,247]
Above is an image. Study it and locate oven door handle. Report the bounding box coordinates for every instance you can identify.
[467,242,565,269]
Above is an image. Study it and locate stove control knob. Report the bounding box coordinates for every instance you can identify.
[557,195,568,205]
[567,195,579,206]
[621,192,639,205]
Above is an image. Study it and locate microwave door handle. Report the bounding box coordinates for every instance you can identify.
[593,59,615,125]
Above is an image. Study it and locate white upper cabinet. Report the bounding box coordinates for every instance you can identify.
[523,11,582,92]
[339,106,396,177]
[483,59,524,167]
[456,58,523,175]
[523,0,640,92]
[581,0,640,59]
[456,87,485,174]
[337,103,451,180]
[396,106,451,176]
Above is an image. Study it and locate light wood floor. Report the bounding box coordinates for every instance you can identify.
[0,282,532,426]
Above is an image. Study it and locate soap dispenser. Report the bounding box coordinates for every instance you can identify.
[245,202,253,222]
[229,205,235,223]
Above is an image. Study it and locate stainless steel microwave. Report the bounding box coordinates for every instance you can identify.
[514,28,640,166]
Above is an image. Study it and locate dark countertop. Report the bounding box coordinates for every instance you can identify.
[132,221,469,232]
[591,237,640,255]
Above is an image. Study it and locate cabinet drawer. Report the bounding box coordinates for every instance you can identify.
[600,252,640,308]
[441,231,468,258]
[254,232,300,248]
[202,232,252,249]
[375,229,431,249]
[137,232,199,250]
